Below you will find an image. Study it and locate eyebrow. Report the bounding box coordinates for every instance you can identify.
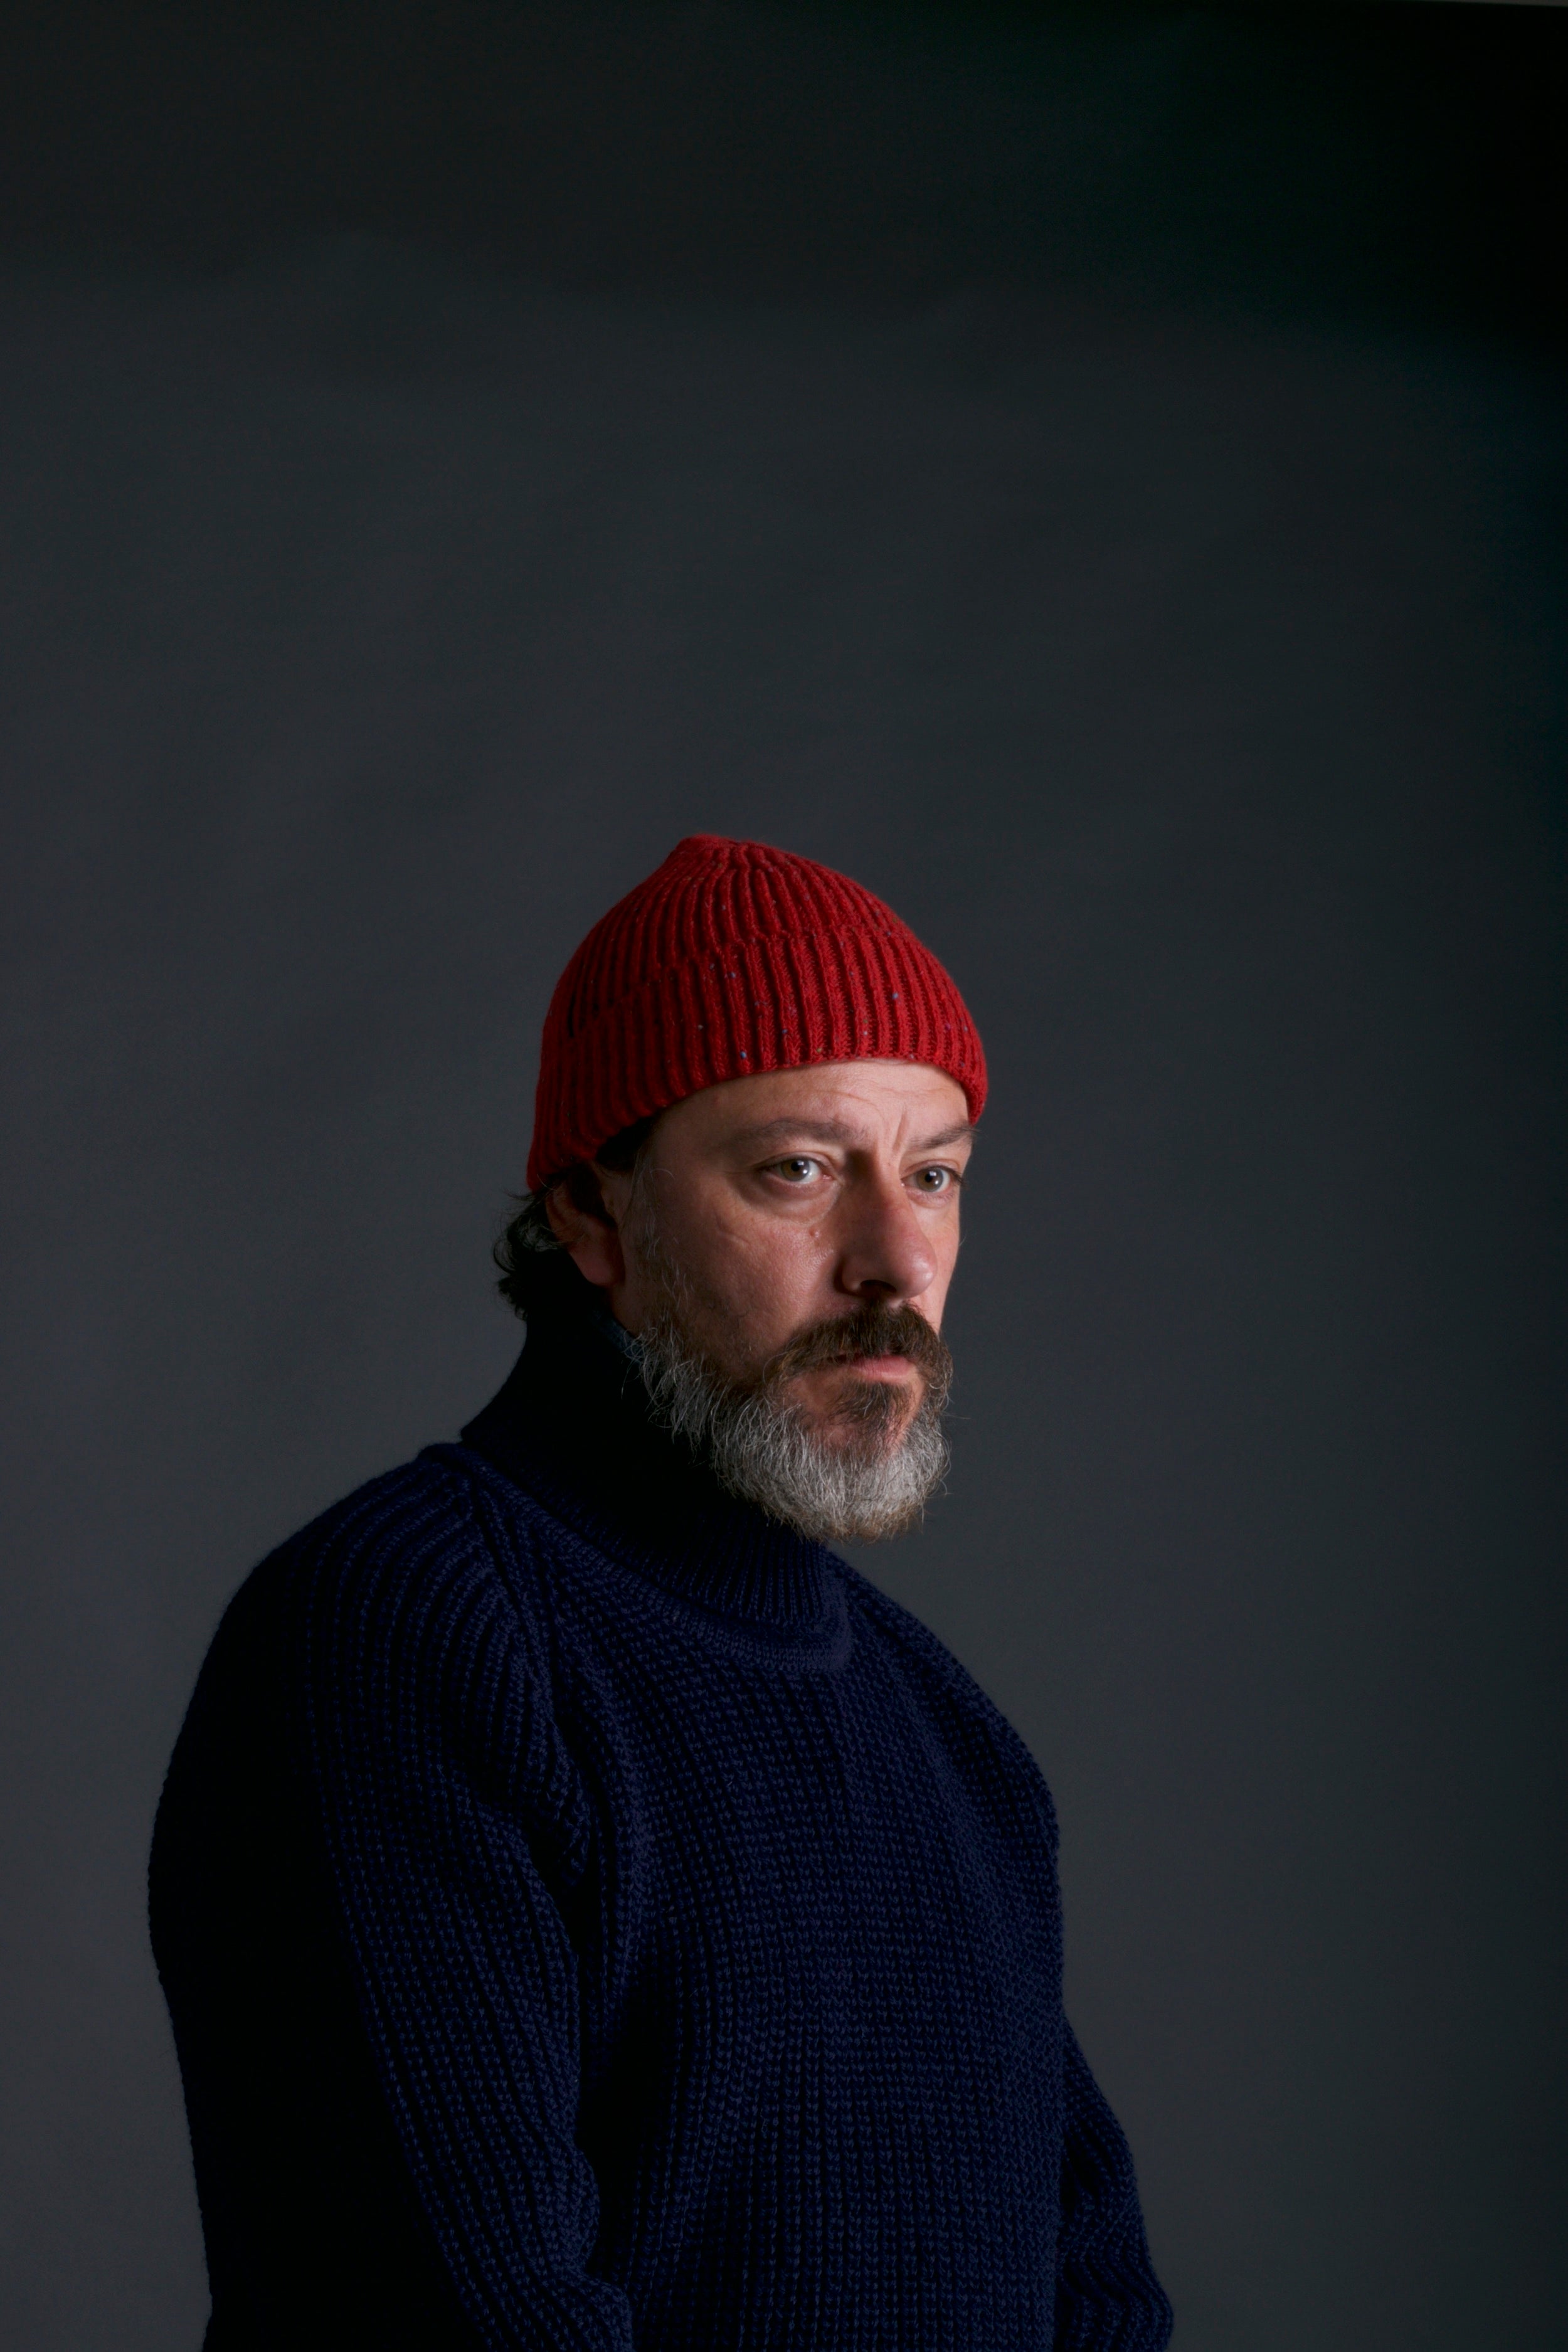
[726,1118,975,1153]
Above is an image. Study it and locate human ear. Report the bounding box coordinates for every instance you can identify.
[544,1174,625,1292]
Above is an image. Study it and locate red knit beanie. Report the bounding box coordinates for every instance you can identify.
[527,835,986,1190]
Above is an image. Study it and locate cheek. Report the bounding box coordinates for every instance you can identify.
[660,1197,830,1326]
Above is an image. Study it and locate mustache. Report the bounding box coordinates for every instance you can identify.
[760,1302,953,1408]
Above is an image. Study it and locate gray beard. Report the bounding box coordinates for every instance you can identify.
[635,1310,950,1545]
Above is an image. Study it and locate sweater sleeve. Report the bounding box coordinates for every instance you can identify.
[293,1478,635,2352]
[1053,2021,1174,2351]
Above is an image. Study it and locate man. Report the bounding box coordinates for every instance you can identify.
[151,833,1173,2349]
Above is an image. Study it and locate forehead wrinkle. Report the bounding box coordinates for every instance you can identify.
[721,1116,975,1153]
[723,1116,862,1149]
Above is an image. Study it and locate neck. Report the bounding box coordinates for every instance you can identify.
[462,1260,838,1633]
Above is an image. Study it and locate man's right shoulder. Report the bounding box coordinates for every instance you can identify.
[218,1443,564,1677]
[161,1449,592,1880]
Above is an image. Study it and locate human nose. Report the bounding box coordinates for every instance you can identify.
[836,1170,939,1306]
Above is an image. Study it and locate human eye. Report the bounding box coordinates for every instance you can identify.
[767,1154,825,1185]
[909,1163,960,1195]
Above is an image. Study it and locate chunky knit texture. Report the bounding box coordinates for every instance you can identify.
[526,835,988,1189]
[151,1287,1171,2350]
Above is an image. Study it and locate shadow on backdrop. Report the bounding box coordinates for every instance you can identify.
[0,4,1563,2348]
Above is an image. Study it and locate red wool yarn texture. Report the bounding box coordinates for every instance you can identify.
[527,834,987,1190]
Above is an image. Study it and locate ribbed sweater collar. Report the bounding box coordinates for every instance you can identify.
[459,1266,841,1643]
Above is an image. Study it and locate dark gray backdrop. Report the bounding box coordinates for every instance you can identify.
[1,5,1563,2348]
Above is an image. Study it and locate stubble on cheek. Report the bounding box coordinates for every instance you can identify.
[631,1201,798,1384]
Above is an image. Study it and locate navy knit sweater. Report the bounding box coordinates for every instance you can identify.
[151,1279,1172,2350]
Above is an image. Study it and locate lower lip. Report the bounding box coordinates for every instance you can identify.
[843,1355,915,1380]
